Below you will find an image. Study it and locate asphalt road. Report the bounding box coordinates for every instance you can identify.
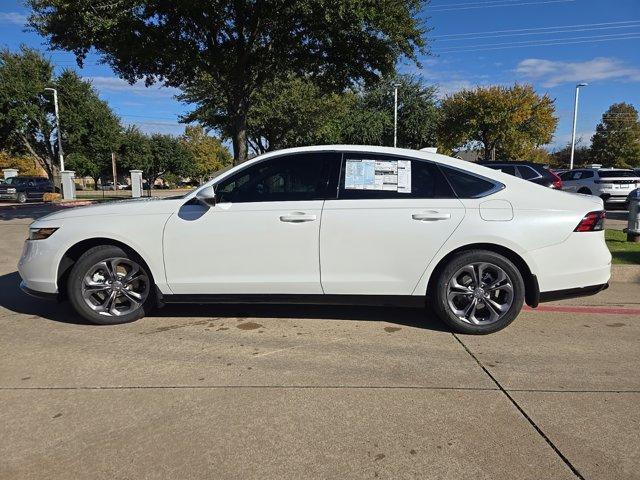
[1,204,639,480]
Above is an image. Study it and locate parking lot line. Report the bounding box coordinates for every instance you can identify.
[525,305,640,315]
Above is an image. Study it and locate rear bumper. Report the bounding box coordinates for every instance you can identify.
[538,283,609,303]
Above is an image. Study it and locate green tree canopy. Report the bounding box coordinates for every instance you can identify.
[438,84,557,161]
[238,74,438,154]
[0,47,122,180]
[341,75,439,149]
[119,127,194,187]
[28,0,427,164]
[591,103,640,168]
[181,125,231,181]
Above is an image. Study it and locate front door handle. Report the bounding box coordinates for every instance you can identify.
[412,211,451,221]
[279,212,317,223]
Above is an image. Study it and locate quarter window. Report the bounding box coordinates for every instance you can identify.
[215,153,336,203]
[441,166,502,198]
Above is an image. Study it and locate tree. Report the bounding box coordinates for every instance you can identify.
[550,139,592,168]
[29,0,427,164]
[438,84,557,161]
[0,47,58,178]
[0,48,122,181]
[58,71,123,188]
[120,127,194,187]
[241,74,439,154]
[181,125,231,181]
[0,151,45,176]
[591,103,640,168]
[341,75,439,149]
[242,74,351,154]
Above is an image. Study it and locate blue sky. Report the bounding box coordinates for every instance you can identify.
[1,0,639,150]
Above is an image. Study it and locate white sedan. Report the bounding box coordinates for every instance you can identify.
[18,145,611,334]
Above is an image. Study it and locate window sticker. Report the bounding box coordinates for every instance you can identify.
[345,159,411,193]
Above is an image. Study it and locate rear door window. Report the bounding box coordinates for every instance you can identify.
[338,154,455,199]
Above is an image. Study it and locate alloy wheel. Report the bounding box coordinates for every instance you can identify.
[446,262,514,325]
[81,257,149,317]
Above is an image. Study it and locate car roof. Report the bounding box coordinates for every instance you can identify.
[477,161,540,166]
[246,144,507,177]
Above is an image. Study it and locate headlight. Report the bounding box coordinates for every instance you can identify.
[29,227,58,240]
[6,188,16,193]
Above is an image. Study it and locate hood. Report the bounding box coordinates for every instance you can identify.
[36,196,185,223]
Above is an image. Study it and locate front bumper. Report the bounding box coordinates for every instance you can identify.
[19,280,59,301]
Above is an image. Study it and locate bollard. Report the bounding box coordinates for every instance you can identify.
[628,189,640,243]
[60,170,76,200]
[130,170,143,198]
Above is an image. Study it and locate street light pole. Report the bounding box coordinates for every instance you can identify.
[44,88,65,172]
[569,83,588,170]
[393,83,401,148]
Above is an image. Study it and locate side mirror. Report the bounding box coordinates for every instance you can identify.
[195,185,216,207]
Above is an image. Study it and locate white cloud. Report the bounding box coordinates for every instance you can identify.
[84,76,179,97]
[0,12,27,25]
[515,57,640,87]
[435,79,474,98]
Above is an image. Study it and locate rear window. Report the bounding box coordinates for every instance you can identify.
[598,170,638,178]
[441,166,502,198]
[517,166,541,180]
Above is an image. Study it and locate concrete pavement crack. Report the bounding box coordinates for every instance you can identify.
[452,333,586,480]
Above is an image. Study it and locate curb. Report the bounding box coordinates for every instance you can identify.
[610,265,640,283]
[52,200,97,207]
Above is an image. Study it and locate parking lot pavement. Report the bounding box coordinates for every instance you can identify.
[1,204,639,479]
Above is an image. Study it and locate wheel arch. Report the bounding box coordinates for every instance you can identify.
[57,237,156,299]
[425,243,539,308]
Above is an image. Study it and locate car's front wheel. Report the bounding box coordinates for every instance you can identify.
[432,250,525,334]
[17,192,27,203]
[67,245,154,325]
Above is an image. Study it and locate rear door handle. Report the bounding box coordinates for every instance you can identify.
[412,211,451,221]
[279,212,317,223]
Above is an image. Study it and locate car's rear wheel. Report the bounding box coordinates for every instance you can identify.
[432,250,525,334]
[577,187,592,195]
[67,245,154,325]
[17,192,27,203]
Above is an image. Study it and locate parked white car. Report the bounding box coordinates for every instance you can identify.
[559,168,640,206]
[19,145,611,334]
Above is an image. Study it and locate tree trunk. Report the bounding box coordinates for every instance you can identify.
[231,112,248,165]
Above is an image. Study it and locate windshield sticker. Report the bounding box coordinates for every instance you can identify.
[345,159,411,193]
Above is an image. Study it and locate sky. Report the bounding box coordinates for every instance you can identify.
[1,0,639,151]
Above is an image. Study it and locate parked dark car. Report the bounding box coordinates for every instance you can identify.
[0,176,54,203]
[478,161,562,189]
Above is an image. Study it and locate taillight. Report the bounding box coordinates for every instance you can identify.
[574,211,605,232]
[550,171,562,189]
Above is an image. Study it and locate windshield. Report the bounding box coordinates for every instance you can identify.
[599,170,639,178]
[5,177,26,186]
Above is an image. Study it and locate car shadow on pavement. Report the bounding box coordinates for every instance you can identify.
[153,302,450,332]
[0,270,449,332]
[0,271,90,325]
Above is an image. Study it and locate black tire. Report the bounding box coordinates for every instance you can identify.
[431,250,525,334]
[17,192,27,203]
[67,245,155,325]
[577,187,592,195]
